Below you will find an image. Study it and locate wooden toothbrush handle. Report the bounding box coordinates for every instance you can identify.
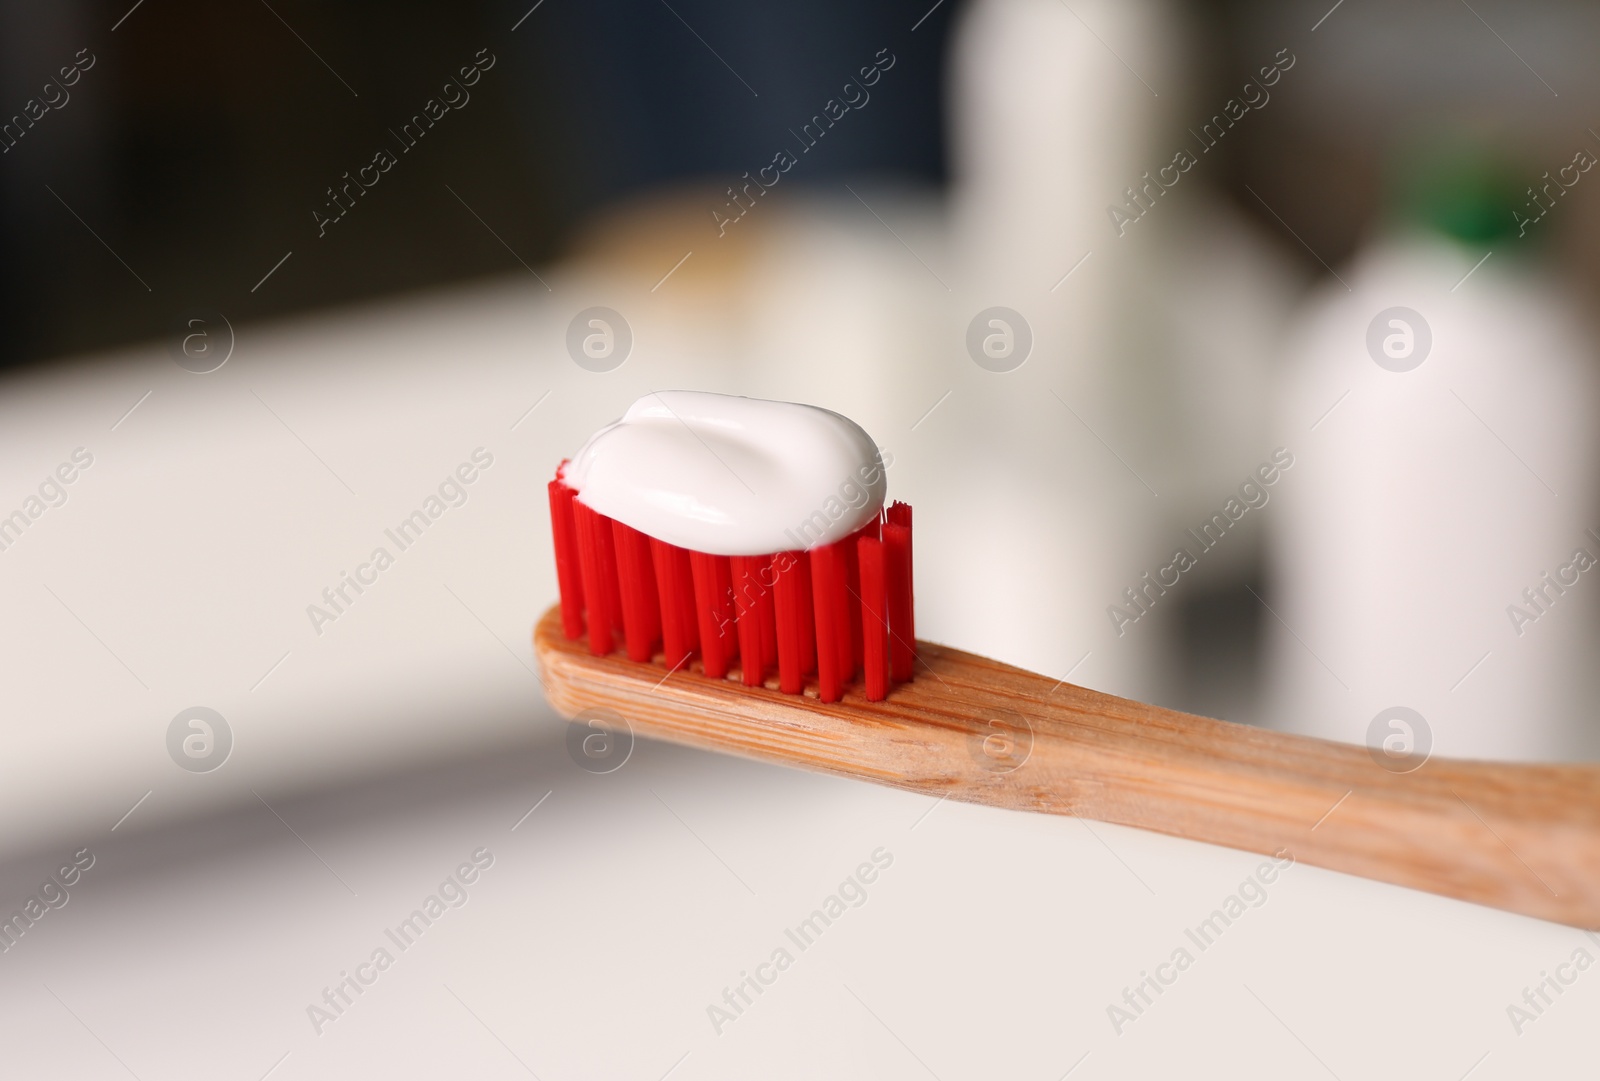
[533,607,1600,927]
[927,642,1600,927]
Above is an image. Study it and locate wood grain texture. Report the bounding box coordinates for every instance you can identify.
[533,605,1600,927]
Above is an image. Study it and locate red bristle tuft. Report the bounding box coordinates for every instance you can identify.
[884,521,915,682]
[689,551,736,678]
[651,538,696,671]
[547,478,585,640]
[610,520,661,662]
[810,542,847,703]
[772,551,807,694]
[756,556,778,679]
[552,458,912,701]
[858,534,889,701]
[841,533,863,680]
[797,552,816,675]
[571,500,621,657]
[730,556,766,686]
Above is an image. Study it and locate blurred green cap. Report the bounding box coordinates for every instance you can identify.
[1389,137,1524,246]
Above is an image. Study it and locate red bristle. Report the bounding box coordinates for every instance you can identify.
[755,556,778,678]
[896,503,915,673]
[887,501,912,528]
[772,551,807,694]
[810,542,847,703]
[651,538,697,671]
[797,552,816,675]
[547,478,585,640]
[731,555,766,686]
[884,521,915,682]
[851,520,881,663]
[841,532,863,680]
[610,520,661,662]
[689,551,736,678]
[571,500,620,656]
[858,535,889,701]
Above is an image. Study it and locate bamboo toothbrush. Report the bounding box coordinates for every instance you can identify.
[535,392,1600,928]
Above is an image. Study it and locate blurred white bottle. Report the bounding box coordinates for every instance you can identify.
[934,0,1181,697]
[1267,155,1600,760]
[1145,198,1297,582]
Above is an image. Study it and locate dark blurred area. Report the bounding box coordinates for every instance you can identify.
[9,0,1600,367]
[0,0,954,368]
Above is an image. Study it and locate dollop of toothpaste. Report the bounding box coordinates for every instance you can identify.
[562,391,888,556]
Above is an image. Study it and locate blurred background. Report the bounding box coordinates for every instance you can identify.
[3,1,1599,1077]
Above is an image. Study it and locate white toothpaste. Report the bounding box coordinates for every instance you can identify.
[563,391,887,555]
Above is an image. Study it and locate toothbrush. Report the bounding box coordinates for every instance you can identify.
[535,392,1600,928]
